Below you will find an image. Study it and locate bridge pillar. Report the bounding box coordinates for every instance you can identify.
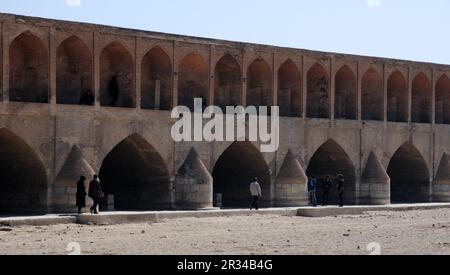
[360,152,391,205]
[175,148,213,210]
[274,150,309,207]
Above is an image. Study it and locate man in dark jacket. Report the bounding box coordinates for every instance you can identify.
[88,175,103,215]
[76,176,87,214]
[336,174,345,207]
[322,175,332,206]
[79,89,95,106]
[108,76,120,107]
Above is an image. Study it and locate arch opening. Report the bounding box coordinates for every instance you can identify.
[214,54,242,111]
[436,75,450,124]
[387,71,408,122]
[247,58,272,113]
[9,31,49,103]
[212,142,271,207]
[412,73,431,123]
[307,64,330,119]
[100,42,135,108]
[99,134,172,210]
[56,36,93,105]
[362,68,384,121]
[178,53,209,110]
[306,140,356,205]
[387,144,430,203]
[335,66,357,120]
[141,47,172,110]
[278,60,301,117]
[0,129,48,214]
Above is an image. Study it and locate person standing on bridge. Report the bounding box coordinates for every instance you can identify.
[250,177,262,211]
[108,75,120,107]
[322,175,332,206]
[76,176,87,214]
[88,175,104,215]
[336,174,345,207]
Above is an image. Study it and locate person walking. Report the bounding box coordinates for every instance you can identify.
[76,176,87,214]
[336,174,345,207]
[322,175,332,206]
[88,175,104,215]
[308,176,318,207]
[250,177,262,210]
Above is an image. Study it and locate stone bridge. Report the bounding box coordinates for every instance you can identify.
[1,13,450,214]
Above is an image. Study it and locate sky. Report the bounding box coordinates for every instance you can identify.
[0,0,449,65]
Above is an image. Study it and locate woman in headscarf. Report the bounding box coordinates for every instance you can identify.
[76,176,87,214]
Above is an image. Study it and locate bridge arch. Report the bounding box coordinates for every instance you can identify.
[98,134,172,210]
[178,52,209,110]
[100,41,135,108]
[387,71,408,122]
[0,128,48,214]
[141,46,172,110]
[306,139,356,205]
[307,63,330,119]
[212,141,271,207]
[435,74,450,124]
[412,72,432,123]
[247,57,272,111]
[387,143,430,203]
[278,59,301,117]
[56,35,93,105]
[335,65,357,120]
[214,54,242,111]
[9,31,49,103]
[362,68,384,121]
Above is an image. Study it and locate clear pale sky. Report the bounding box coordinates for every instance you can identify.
[1,0,449,65]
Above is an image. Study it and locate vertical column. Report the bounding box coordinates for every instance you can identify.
[135,37,141,110]
[272,52,278,107]
[172,41,179,108]
[208,45,215,107]
[302,56,307,120]
[155,80,161,110]
[241,50,247,107]
[407,66,412,124]
[93,32,101,108]
[357,60,362,121]
[49,27,57,106]
[330,58,336,121]
[383,64,388,123]
[431,69,436,125]
[1,22,9,102]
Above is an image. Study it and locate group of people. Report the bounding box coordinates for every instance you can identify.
[78,76,120,107]
[76,175,104,215]
[308,174,345,207]
[73,175,342,214]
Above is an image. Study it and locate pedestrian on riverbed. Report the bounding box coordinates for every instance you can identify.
[88,175,104,215]
[308,176,318,207]
[250,177,262,211]
[76,176,87,214]
[322,175,332,206]
[336,174,345,207]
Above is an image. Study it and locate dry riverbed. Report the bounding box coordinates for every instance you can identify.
[1,208,450,255]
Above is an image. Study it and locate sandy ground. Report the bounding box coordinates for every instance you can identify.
[1,208,450,255]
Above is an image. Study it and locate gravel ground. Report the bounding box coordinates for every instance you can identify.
[1,208,450,255]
